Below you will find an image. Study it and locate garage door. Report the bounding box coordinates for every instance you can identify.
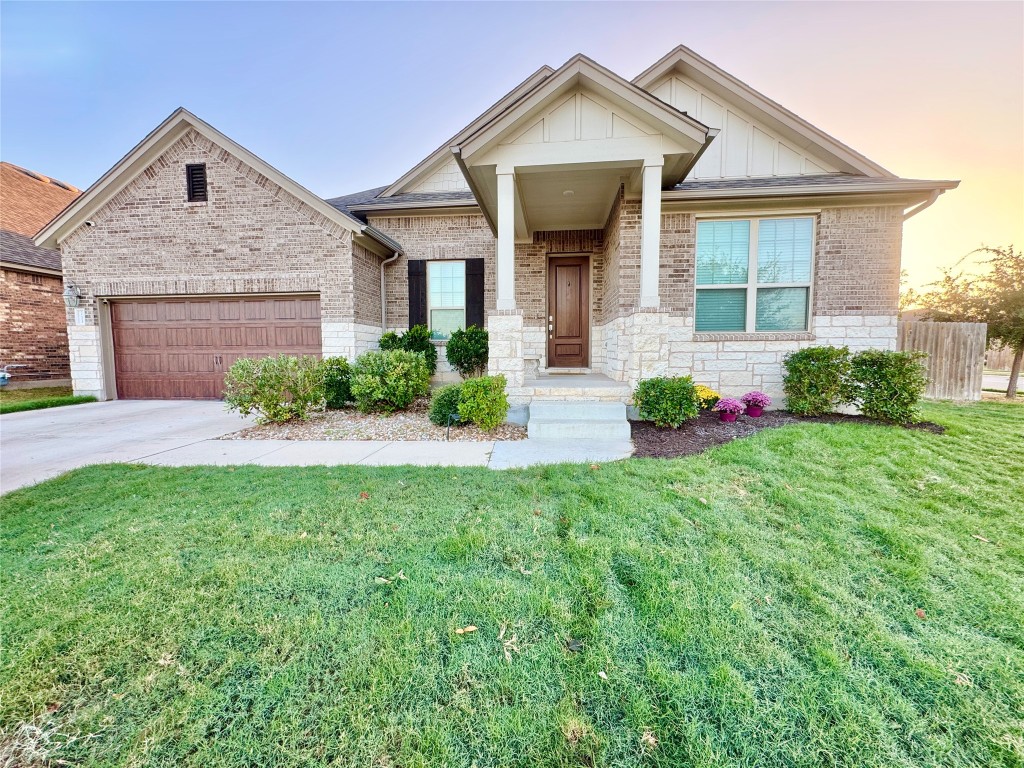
[111,296,321,399]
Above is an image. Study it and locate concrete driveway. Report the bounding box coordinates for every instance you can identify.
[1,400,253,494]
[1,400,634,494]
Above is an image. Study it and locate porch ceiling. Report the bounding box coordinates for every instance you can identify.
[515,164,631,233]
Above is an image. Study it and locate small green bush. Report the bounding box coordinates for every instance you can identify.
[632,376,700,428]
[783,346,853,416]
[446,325,489,378]
[429,384,463,426]
[849,349,928,423]
[378,325,438,375]
[223,354,325,423]
[350,349,430,413]
[458,375,509,431]
[320,357,352,409]
[378,331,402,351]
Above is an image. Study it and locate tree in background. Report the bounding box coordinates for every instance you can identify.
[898,269,919,317]
[919,246,1023,398]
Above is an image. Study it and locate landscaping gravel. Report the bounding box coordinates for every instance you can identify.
[221,397,526,442]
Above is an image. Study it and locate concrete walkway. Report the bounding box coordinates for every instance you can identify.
[1,400,633,494]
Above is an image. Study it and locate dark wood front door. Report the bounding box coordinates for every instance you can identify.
[111,295,322,399]
[547,256,590,368]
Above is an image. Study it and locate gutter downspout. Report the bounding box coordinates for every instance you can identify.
[903,189,940,221]
[380,250,400,332]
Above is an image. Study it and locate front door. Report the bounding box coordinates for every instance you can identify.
[547,255,590,368]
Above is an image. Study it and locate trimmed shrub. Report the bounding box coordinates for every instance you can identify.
[849,349,928,423]
[632,376,700,428]
[378,331,402,351]
[350,349,430,413]
[223,354,324,423]
[445,325,489,378]
[401,325,438,375]
[429,383,463,427]
[694,384,721,410]
[321,357,352,409]
[378,325,438,375]
[458,375,509,431]
[783,346,852,416]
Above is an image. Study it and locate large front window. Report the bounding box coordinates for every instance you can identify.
[695,216,814,332]
[427,260,466,339]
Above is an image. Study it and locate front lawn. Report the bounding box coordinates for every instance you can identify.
[1,401,1021,767]
[0,386,96,414]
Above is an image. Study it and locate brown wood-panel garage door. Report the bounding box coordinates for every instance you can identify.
[111,296,321,399]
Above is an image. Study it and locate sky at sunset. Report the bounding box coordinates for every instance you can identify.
[2,1,1021,291]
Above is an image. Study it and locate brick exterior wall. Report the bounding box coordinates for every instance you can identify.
[367,213,495,331]
[813,205,904,315]
[352,242,383,327]
[0,268,71,382]
[57,128,376,396]
[61,129,359,326]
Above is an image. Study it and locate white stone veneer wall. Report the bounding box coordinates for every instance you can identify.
[322,321,382,361]
[68,325,104,398]
[591,312,898,402]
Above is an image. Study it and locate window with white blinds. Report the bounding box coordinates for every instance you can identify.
[696,216,814,332]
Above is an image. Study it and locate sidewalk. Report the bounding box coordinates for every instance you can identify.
[137,437,634,469]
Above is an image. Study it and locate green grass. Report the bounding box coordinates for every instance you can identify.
[1,401,1022,767]
[0,386,96,414]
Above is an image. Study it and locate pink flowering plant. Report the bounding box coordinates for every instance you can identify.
[741,391,772,408]
[711,397,745,415]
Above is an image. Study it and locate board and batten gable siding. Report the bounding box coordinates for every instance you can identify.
[647,74,839,179]
[59,128,360,328]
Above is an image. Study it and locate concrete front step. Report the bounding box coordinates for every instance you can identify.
[527,401,631,440]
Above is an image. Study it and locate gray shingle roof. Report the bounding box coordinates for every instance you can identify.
[0,229,61,272]
[669,173,942,191]
[326,187,477,218]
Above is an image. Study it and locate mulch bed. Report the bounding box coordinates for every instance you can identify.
[631,409,945,459]
[221,397,527,442]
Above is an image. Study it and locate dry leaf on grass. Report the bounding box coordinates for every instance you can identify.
[915,608,926,620]
[359,491,370,500]
[972,534,993,544]
[455,625,477,635]
[951,670,973,687]
[640,729,658,752]
[598,670,608,680]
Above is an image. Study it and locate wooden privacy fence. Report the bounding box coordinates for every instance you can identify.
[897,321,987,401]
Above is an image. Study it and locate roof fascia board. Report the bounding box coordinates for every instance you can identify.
[35,108,371,249]
[457,56,709,161]
[0,260,63,277]
[663,179,958,202]
[633,45,895,179]
[381,65,556,198]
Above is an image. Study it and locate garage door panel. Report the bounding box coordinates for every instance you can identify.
[112,295,321,399]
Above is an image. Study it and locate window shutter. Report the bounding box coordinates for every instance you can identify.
[186,164,208,202]
[408,260,427,327]
[465,258,485,328]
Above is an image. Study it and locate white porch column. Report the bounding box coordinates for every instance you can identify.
[496,169,516,311]
[639,159,664,309]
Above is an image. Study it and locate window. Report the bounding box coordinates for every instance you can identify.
[427,260,466,339]
[185,164,208,202]
[695,216,813,332]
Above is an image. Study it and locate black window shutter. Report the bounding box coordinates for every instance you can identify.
[465,258,485,328]
[186,164,208,202]
[408,260,427,327]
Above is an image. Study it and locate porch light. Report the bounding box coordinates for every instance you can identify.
[62,282,81,308]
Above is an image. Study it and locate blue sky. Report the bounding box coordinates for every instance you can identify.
[2,1,1021,287]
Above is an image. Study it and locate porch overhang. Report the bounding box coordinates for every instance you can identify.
[449,54,716,239]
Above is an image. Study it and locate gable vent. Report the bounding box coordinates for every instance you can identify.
[186,163,208,202]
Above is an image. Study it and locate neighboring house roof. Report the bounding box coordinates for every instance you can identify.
[0,230,62,274]
[328,187,477,219]
[0,162,79,274]
[0,162,81,237]
[34,108,403,257]
[632,45,894,178]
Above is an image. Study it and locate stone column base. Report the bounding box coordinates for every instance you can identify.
[487,310,525,388]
